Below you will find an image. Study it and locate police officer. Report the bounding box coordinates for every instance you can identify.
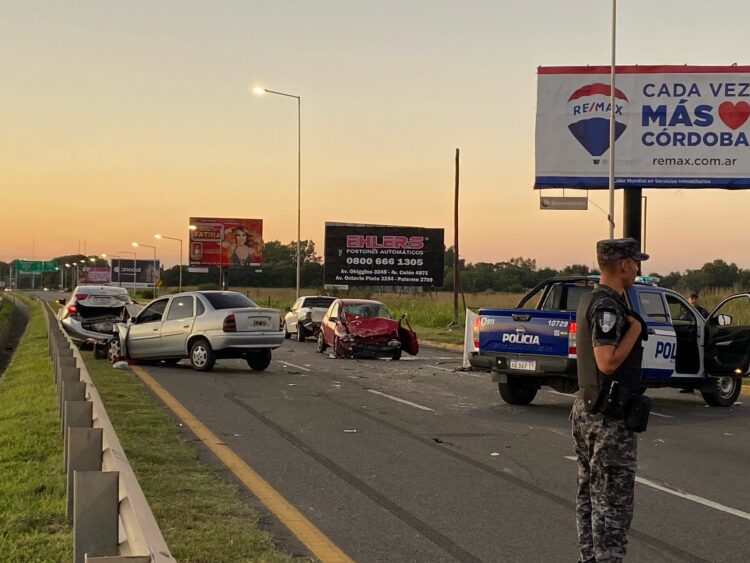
[688,292,709,318]
[572,238,649,563]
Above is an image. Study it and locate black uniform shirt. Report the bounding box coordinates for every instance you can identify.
[577,284,643,396]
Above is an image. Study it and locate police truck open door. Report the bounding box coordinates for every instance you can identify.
[705,293,750,377]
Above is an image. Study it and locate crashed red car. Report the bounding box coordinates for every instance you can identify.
[316,299,418,360]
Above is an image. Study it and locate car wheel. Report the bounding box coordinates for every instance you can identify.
[701,376,741,407]
[317,332,327,353]
[189,338,216,372]
[246,349,272,371]
[391,348,402,361]
[107,338,122,363]
[333,337,348,359]
[284,326,292,339]
[498,380,538,405]
[297,325,306,343]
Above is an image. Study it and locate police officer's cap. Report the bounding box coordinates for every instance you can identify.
[596,237,649,262]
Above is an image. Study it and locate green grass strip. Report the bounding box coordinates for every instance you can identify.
[0,295,11,328]
[82,352,297,562]
[0,299,71,561]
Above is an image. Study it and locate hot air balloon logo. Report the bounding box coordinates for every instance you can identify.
[567,83,629,164]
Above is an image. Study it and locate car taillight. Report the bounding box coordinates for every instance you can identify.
[473,316,481,350]
[67,304,77,314]
[74,293,88,301]
[568,321,577,355]
[223,314,237,332]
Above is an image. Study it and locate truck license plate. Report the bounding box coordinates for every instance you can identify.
[510,359,536,371]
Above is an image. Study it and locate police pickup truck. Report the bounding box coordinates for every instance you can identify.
[470,276,750,407]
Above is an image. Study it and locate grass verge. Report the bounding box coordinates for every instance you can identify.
[0,297,71,561]
[82,351,296,562]
[0,295,11,328]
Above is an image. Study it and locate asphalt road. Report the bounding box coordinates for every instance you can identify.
[131,339,750,563]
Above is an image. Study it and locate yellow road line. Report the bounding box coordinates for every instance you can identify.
[131,365,353,563]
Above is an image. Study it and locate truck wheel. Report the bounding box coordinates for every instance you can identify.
[190,338,216,372]
[297,325,306,343]
[700,376,741,407]
[391,348,402,361]
[498,381,538,405]
[246,349,272,371]
[284,328,292,340]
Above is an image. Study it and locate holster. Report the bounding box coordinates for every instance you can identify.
[599,380,629,419]
[624,394,652,432]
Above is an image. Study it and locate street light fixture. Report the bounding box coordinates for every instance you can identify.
[155,233,184,292]
[132,242,158,296]
[253,85,302,298]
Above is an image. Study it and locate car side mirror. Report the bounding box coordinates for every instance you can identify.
[128,316,137,324]
[56,298,66,306]
[717,314,732,327]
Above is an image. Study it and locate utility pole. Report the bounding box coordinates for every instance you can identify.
[450,148,460,328]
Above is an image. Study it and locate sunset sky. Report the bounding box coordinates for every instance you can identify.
[2,1,750,274]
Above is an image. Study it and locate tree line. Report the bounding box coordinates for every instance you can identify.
[2,243,748,295]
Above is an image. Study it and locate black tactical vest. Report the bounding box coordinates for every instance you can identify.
[576,286,643,403]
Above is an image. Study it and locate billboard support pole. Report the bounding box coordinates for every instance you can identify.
[608,0,617,239]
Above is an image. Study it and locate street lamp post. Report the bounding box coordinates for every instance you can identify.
[132,242,158,296]
[253,85,302,298]
[118,251,137,296]
[154,234,184,293]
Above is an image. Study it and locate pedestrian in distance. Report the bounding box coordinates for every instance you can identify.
[688,292,709,318]
[572,238,651,563]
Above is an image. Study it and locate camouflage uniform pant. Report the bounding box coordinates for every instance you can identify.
[571,398,637,563]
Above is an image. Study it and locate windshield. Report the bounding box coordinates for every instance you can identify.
[342,303,391,319]
[302,297,335,309]
[202,292,258,310]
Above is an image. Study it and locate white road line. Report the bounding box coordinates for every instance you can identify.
[546,390,577,398]
[563,456,750,521]
[650,411,674,419]
[276,360,312,372]
[367,389,435,412]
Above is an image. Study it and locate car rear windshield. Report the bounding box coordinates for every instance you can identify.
[303,297,335,309]
[202,293,257,310]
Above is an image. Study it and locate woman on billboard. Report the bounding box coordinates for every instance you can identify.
[227,226,262,266]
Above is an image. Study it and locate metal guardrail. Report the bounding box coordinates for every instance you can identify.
[42,300,176,563]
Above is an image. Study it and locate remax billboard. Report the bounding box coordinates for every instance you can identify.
[535,65,750,189]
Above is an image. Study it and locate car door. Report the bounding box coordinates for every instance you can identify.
[633,289,677,381]
[664,292,702,376]
[286,298,302,332]
[127,298,169,358]
[160,295,195,357]
[321,301,339,346]
[704,293,750,377]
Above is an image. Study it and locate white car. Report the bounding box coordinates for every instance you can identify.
[283,296,336,342]
[110,291,285,372]
[57,285,138,345]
